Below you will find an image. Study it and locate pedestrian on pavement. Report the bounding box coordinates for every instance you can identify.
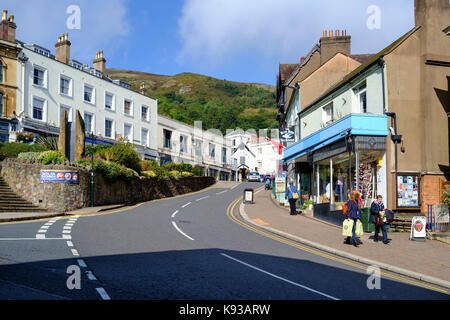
[346,190,362,247]
[370,195,390,244]
[285,179,299,216]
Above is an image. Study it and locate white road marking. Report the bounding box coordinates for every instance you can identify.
[35,234,46,239]
[63,226,72,230]
[221,253,340,301]
[86,270,97,281]
[171,221,195,241]
[196,196,209,201]
[41,225,50,229]
[0,237,66,241]
[171,210,179,219]
[66,241,74,247]
[96,288,111,300]
[216,190,228,195]
[62,235,72,239]
[230,183,240,190]
[77,259,87,268]
[62,230,71,234]
[37,229,47,233]
[71,249,79,256]
[181,202,192,208]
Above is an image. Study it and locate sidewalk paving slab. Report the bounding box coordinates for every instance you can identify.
[241,189,450,289]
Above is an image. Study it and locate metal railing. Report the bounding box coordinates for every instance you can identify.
[427,204,450,232]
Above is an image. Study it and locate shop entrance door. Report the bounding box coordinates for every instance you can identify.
[300,172,311,205]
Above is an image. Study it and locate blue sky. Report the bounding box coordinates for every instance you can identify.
[3,0,414,85]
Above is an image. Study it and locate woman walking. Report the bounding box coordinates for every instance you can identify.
[346,190,362,247]
[285,179,299,216]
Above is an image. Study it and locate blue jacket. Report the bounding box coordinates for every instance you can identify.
[285,184,299,200]
[347,200,361,220]
[370,200,384,224]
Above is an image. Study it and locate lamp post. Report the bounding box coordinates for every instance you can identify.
[90,131,95,207]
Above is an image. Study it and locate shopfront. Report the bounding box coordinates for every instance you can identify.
[283,114,389,228]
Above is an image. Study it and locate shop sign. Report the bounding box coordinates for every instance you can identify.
[40,170,79,184]
[280,127,295,143]
[397,174,419,208]
[409,216,427,241]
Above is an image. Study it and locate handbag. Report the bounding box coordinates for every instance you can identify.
[355,220,363,236]
[342,219,353,237]
[375,215,384,227]
[290,186,299,200]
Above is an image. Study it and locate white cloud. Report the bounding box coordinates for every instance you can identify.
[1,0,130,64]
[178,0,414,66]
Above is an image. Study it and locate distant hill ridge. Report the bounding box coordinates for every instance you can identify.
[106,68,277,133]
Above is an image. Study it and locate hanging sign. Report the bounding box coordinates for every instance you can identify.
[409,216,427,242]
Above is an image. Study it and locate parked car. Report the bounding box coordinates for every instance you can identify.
[247,172,261,182]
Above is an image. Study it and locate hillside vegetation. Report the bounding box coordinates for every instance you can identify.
[106,69,277,134]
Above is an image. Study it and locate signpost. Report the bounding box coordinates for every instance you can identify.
[409,216,427,242]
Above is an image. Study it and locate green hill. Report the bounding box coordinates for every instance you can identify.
[106,69,277,133]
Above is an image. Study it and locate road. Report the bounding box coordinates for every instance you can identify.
[0,182,448,300]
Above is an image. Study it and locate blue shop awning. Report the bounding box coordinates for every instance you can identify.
[283,113,389,162]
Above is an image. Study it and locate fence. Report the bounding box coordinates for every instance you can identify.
[427,204,450,232]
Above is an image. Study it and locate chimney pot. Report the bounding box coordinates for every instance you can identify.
[322,30,327,37]
[329,30,333,37]
[55,33,71,64]
[2,10,7,21]
[335,30,340,36]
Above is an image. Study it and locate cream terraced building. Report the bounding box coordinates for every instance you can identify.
[12,32,158,160]
[158,115,233,181]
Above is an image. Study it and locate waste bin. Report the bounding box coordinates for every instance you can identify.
[360,207,375,233]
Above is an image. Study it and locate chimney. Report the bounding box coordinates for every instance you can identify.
[0,9,17,42]
[319,29,351,65]
[55,32,71,64]
[300,56,305,64]
[93,50,106,75]
[139,82,147,95]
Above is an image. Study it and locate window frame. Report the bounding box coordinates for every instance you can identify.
[123,99,134,117]
[105,92,115,111]
[33,65,47,89]
[163,129,172,149]
[83,83,96,105]
[123,123,133,142]
[83,112,95,135]
[59,74,73,97]
[31,96,46,121]
[322,102,334,125]
[0,60,3,83]
[354,83,367,114]
[141,128,149,147]
[141,105,150,122]
[104,118,115,139]
[59,104,73,124]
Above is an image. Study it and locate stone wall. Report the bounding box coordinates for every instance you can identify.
[0,158,216,213]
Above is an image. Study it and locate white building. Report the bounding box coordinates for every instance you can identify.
[13,33,158,160]
[248,137,279,177]
[158,115,233,181]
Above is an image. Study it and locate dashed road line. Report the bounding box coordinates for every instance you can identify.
[71,249,79,256]
[66,241,74,247]
[181,202,192,208]
[216,190,228,195]
[221,253,340,300]
[86,270,97,281]
[196,196,209,201]
[77,259,87,268]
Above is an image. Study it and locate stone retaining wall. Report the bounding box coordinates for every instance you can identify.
[1,159,215,212]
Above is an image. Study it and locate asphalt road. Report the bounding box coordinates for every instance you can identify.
[0,182,448,300]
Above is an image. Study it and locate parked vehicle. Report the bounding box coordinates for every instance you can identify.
[247,172,261,182]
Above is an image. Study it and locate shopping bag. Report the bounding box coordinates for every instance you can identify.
[355,220,364,236]
[342,219,353,237]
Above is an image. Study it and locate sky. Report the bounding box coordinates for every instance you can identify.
[2,0,415,85]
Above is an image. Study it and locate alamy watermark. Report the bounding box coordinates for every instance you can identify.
[366,5,381,30]
[66,5,81,30]
[366,265,381,290]
[66,265,81,290]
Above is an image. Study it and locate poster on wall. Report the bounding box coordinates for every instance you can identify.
[40,170,79,184]
[397,174,419,208]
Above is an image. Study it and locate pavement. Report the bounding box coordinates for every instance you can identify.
[241,188,450,289]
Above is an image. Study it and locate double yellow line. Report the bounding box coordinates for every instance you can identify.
[226,193,450,296]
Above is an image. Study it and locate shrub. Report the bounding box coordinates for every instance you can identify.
[167,170,181,179]
[39,150,67,165]
[16,132,34,143]
[36,136,58,151]
[104,143,141,174]
[76,159,138,182]
[140,160,159,172]
[192,165,204,177]
[181,172,194,178]
[0,142,47,160]
[152,166,167,181]
[17,152,41,161]
[142,170,157,178]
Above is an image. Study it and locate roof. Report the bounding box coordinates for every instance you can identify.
[300,26,421,116]
[349,54,375,64]
[279,64,300,83]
